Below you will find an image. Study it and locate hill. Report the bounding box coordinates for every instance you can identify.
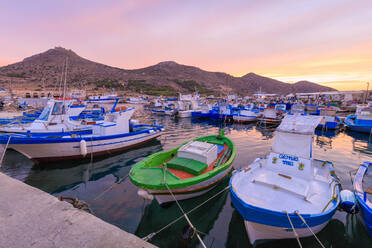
[0,47,335,96]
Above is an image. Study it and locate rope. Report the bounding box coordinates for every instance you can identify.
[322,182,338,212]
[0,135,12,167]
[142,185,231,241]
[295,211,325,248]
[285,211,302,248]
[162,171,207,248]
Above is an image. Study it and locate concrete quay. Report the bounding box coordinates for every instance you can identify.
[0,173,156,248]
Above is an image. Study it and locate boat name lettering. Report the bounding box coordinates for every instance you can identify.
[282,160,294,166]
[279,154,298,161]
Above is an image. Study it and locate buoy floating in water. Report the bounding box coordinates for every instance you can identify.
[340,189,358,214]
[137,189,154,200]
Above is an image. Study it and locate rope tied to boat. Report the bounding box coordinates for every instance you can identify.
[58,195,93,213]
[142,184,231,242]
[0,135,12,167]
[161,168,207,248]
[294,211,326,248]
[284,211,303,248]
[322,181,339,212]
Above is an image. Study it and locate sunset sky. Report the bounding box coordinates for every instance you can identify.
[1,0,372,90]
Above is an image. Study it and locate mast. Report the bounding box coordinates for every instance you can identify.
[63,57,68,102]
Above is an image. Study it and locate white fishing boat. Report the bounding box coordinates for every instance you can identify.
[0,99,94,135]
[0,107,163,164]
[233,109,259,123]
[177,99,199,118]
[230,115,340,244]
[88,94,118,104]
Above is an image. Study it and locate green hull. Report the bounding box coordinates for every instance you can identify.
[129,133,236,190]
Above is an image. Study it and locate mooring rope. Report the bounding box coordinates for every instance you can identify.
[162,170,207,248]
[93,173,129,201]
[0,135,11,167]
[142,172,231,245]
[285,211,303,248]
[295,211,325,248]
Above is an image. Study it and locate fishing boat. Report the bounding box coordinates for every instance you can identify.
[230,115,340,244]
[344,105,372,133]
[0,99,93,135]
[209,103,233,121]
[257,106,283,127]
[354,161,372,238]
[88,94,119,104]
[289,104,306,115]
[130,130,236,205]
[233,108,260,123]
[191,103,211,119]
[0,107,163,164]
[317,106,342,130]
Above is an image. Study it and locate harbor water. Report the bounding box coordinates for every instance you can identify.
[1,106,372,247]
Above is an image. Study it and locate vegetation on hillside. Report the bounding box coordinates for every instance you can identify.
[127,80,177,96]
[173,79,215,95]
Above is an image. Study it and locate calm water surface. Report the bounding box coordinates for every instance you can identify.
[1,106,372,248]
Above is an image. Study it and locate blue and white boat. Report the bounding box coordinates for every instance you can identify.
[354,161,372,238]
[209,103,233,121]
[317,107,342,130]
[233,105,260,123]
[0,107,163,164]
[289,104,306,115]
[230,115,340,244]
[0,99,92,135]
[88,94,119,104]
[345,105,372,133]
[191,103,212,119]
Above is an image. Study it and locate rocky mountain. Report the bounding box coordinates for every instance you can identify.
[0,47,335,95]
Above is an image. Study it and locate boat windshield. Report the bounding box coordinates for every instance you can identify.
[52,102,66,115]
[37,105,51,121]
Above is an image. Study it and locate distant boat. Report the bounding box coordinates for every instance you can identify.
[0,107,163,164]
[317,106,342,130]
[354,161,372,238]
[230,115,340,244]
[257,106,282,127]
[0,99,92,135]
[130,130,236,205]
[233,108,259,123]
[345,104,372,133]
[88,94,119,104]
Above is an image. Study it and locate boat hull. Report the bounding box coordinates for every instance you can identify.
[354,162,372,239]
[233,115,257,123]
[345,115,372,133]
[178,111,192,118]
[3,130,162,164]
[191,111,210,119]
[244,220,328,244]
[148,165,233,204]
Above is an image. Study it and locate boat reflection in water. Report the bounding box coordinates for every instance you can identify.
[135,177,229,248]
[2,140,162,194]
[345,130,372,156]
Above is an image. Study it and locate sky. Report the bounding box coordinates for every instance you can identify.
[1,0,372,90]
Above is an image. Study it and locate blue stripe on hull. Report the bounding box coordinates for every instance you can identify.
[230,179,338,229]
[0,125,163,144]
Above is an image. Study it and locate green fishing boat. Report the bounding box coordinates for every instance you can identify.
[129,130,236,205]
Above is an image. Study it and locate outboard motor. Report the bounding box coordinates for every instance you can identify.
[339,189,358,214]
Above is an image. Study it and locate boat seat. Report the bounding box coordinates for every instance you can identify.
[252,170,310,200]
[167,157,208,176]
